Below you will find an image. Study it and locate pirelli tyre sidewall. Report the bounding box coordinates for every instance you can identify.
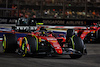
[21,35,38,57]
[69,35,85,59]
[2,34,17,53]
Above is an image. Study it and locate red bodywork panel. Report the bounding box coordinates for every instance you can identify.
[38,36,63,54]
[35,32,63,54]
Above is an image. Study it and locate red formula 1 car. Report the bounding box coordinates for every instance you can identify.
[2,26,87,59]
[1,17,86,59]
[76,23,100,43]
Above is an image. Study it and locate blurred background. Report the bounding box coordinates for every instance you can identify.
[0,0,100,19]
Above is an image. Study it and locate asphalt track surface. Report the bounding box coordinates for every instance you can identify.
[0,42,100,67]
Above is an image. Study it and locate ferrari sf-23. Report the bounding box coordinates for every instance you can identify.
[2,26,87,59]
[1,17,87,58]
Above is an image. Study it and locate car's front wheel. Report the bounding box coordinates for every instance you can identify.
[21,35,38,57]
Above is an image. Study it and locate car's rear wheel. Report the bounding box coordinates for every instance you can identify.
[2,34,17,53]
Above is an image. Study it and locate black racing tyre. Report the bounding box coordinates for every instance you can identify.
[2,34,17,53]
[26,35,38,53]
[73,36,84,53]
[98,30,100,42]
[69,35,85,59]
[21,35,38,57]
[95,30,100,42]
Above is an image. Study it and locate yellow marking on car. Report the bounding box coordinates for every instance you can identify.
[83,32,86,33]
[36,23,44,25]
[59,51,61,53]
[51,41,57,42]
[39,38,41,42]
[93,31,95,33]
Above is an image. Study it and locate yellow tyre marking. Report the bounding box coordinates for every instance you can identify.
[22,37,28,57]
[71,35,75,49]
[3,34,6,52]
[32,35,38,51]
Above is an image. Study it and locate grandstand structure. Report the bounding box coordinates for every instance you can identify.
[0,0,100,19]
